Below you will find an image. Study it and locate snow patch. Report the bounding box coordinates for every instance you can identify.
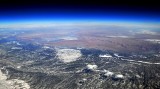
[82,78,87,81]
[86,64,98,70]
[0,69,30,89]
[107,36,129,38]
[56,49,82,63]
[104,70,114,76]
[11,47,22,50]
[115,74,124,79]
[114,53,123,57]
[17,66,21,69]
[99,54,112,58]
[42,46,50,49]
[60,36,77,40]
[145,39,160,44]
[138,30,157,35]
[121,58,160,65]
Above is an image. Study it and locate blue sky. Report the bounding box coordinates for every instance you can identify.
[0,5,160,26]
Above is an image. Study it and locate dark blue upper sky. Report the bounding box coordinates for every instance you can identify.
[0,1,160,25]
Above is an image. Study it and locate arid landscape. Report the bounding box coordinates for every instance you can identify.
[0,25,160,89]
[16,25,160,53]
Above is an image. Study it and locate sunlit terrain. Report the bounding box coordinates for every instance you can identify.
[0,23,160,89]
